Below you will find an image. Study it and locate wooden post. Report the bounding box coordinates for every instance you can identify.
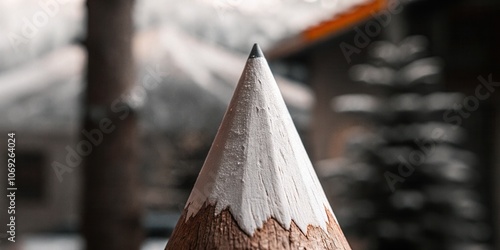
[165,44,351,249]
[83,0,142,249]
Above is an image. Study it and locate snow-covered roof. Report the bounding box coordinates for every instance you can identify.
[1,0,382,133]
[0,26,313,133]
[0,0,376,70]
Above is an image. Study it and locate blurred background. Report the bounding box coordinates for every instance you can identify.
[0,0,499,249]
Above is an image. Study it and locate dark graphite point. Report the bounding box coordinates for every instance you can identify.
[249,43,264,59]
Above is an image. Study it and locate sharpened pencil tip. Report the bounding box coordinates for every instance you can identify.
[249,43,264,59]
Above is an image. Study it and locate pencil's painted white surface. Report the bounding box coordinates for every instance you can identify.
[185,55,335,236]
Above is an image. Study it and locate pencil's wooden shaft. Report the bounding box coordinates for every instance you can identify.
[166,203,350,250]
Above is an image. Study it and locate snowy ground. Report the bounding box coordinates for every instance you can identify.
[4,235,167,250]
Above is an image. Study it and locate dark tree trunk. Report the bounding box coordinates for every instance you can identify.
[82,0,142,249]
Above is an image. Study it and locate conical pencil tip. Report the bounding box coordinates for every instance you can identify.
[249,43,264,59]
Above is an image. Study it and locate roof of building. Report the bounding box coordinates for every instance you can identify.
[267,0,388,59]
[0,26,313,134]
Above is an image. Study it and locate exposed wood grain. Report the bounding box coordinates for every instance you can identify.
[166,203,351,250]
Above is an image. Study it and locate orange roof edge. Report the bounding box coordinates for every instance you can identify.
[303,0,388,42]
[266,0,389,60]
